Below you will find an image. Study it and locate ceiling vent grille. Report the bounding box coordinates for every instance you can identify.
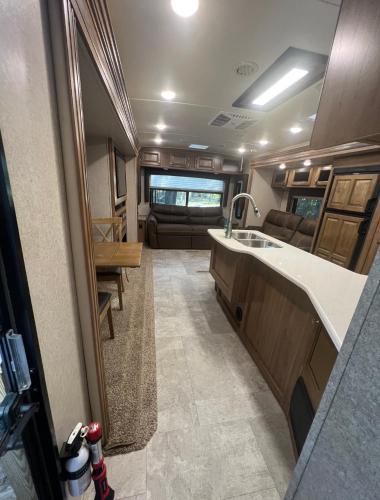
[209,112,257,130]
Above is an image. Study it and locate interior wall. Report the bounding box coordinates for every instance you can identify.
[126,157,138,242]
[246,167,283,226]
[86,138,112,219]
[0,0,90,443]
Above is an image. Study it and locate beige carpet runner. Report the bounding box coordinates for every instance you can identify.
[100,247,157,455]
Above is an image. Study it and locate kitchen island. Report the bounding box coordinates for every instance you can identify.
[208,228,367,453]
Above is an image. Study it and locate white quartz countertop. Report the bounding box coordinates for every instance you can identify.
[208,229,367,351]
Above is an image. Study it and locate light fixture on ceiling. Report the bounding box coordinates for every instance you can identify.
[156,123,166,131]
[308,113,317,120]
[303,159,312,167]
[233,47,328,112]
[279,163,286,170]
[171,0,199,17]
[161,90,176,101]
[154,136,163,145]
[290,126,302,134]
[189,144,208,150]
[252,68,308,106]
[258,139,269,146]
[238,147,246,154]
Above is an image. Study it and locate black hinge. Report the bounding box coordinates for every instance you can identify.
[0,392,39,456]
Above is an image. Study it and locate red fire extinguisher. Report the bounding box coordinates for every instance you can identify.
[86,422,115,500]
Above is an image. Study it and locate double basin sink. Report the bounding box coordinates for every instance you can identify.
[231,230,281,249]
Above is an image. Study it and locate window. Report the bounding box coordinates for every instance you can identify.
[149,174,225,207]
[292,196,322,219]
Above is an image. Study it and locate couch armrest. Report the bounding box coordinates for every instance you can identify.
[147,214,159,248]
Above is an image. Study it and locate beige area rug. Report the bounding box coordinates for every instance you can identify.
[99,247,157,455]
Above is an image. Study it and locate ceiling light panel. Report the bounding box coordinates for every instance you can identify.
[171,0,199,17]
[161,90,176,101]
[189,144,208,150]
[233,47,328,111]
[290,126,302,134]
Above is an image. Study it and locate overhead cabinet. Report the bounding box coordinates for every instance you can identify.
[138,147,236,174]
[327,173,378,213]
[311,0,380,147]
[271,170,289,188]
[314,166,332,186]
[288,168,313,187]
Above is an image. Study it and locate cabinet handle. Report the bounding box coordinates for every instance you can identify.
[312,318,320,326]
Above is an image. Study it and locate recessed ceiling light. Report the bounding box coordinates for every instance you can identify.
[154,136,162,145]
[161,90,176,101]
[156,123,166,131]
[303,159,312,167]
[238,147,246,154]
[171,0,199,17]
[290,126,302,134]
[252,68,308,106]
[258,139,269,146]
[189,144,208,150]
[279,163,286,170]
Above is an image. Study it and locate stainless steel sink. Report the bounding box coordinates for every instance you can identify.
[231,230,259,240]
[231,230,281,248]
[238,239,281,249]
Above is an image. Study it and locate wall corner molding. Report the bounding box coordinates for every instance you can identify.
[70,0,139,155]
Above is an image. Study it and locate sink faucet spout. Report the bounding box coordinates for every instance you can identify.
[225,193,261,238]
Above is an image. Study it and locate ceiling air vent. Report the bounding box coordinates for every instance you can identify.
[209,112,257,130]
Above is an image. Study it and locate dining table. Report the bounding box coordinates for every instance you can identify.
[93,241,143,268]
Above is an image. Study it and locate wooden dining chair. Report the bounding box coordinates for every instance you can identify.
[92,217,127,310]
[98,292,114,339]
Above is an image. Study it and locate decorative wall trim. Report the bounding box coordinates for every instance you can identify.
[70,0,139,155]
[249,142,380,169]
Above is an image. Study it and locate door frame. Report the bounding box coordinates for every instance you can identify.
[0,133,64,499]
[46,0,139,440]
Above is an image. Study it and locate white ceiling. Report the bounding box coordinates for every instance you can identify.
[107,0,340,158]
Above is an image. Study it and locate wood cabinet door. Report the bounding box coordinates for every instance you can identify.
[314,212,364,268]
[314,166,332,186]
[271,170,289,188]
[311,0,380,148]
[302,326,337,410]
[243,268,316,406]
[327,174,378,213]
[210,243,239,302]
[288,168,313,186]
[139,149,161,166]
[169,152,190,169]
[195,155,220,171]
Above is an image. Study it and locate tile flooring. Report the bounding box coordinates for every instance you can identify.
[84,249,295,500]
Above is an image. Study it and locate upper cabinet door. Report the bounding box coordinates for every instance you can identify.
[169,152,192,169]
[139,149,161,167]
[327,174,378,213]
[288,168,313,186]
[314,166,332,186]
[311,0,380,148]
[195,155,221,172]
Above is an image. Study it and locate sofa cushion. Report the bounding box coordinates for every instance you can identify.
[190,224,223,234]
[289,219,317,251]
[151,203,188,216]
[262,209,302,242]
[156,223,193,235]
[189,216,223,225]
[187,206,223,217]
[154,212,188,223]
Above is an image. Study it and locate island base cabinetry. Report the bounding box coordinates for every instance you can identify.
[241,261,318,412]
[209,241,338,455]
